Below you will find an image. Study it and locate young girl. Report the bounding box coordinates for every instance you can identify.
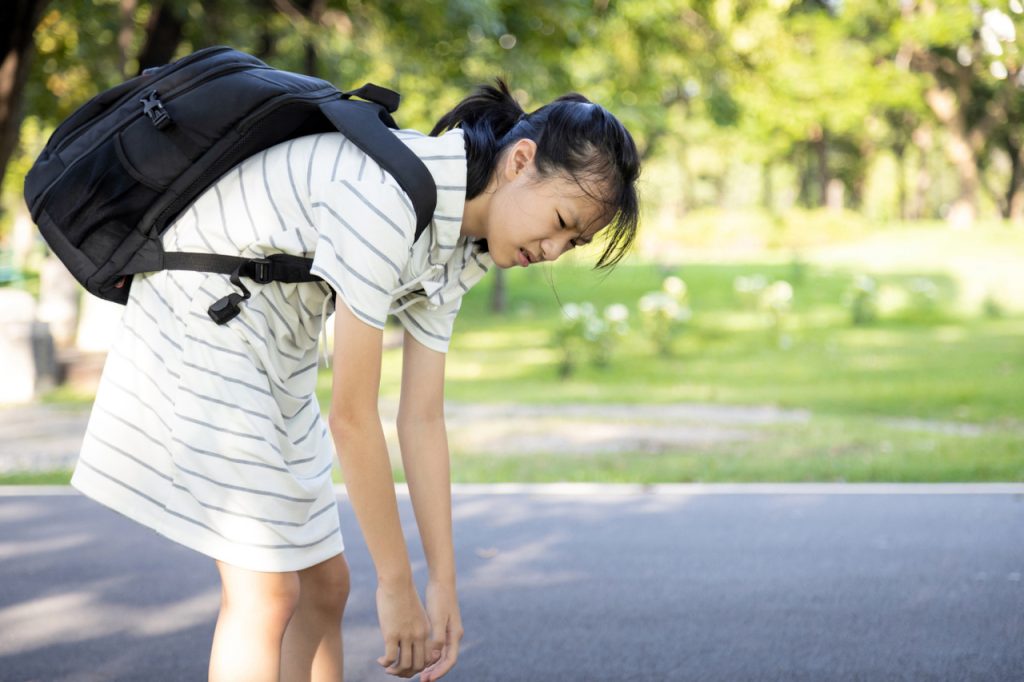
[70,79,640,682]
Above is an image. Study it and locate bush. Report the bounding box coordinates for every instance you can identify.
[638,276,692,356]
[555,302,631,377]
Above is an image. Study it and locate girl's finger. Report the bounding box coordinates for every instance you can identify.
[413,639,426,675]
[423,643,455,681]
[398,638,413,674]
[378,639,399,669]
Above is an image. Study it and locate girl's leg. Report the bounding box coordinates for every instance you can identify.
[209,559,301,682]
[280,552,350,682]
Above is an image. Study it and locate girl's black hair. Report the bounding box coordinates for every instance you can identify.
[430,79,641,269]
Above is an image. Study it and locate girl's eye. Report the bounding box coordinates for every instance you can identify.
[557,212,566,229]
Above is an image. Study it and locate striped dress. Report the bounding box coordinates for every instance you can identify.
[70,127,491,572]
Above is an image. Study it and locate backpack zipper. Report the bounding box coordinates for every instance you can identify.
[52,45,234,156]
[32,60,270,215]
[151,90,342,231]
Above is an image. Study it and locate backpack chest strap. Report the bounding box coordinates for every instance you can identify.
[161,251,320,284]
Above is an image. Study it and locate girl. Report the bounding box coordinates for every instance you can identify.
[70,79,640,681]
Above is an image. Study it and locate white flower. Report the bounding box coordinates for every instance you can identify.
[991,60,1009,80]
[1012,0,1023,15]
[767,281,793,302]
[909,277,939,299]
[561,303,581,321]
[734,274,767,294]
[662,276,686,297]
[638,294,659,314]
[583,317,606,340]
[854,274,876,292]
[580,302,596,318]
[604,303,630,323]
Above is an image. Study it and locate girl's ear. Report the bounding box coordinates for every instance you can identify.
[501,138,537,182]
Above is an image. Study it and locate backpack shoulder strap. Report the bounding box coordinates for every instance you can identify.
[318,99,437,239]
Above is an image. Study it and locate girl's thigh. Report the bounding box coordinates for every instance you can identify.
[297,553,351,614]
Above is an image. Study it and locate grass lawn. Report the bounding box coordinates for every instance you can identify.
[313,230,1023,482]
[320,260,1022,423]
[14,224,1022,484]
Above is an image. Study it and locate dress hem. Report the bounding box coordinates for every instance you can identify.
[70,463,345,573]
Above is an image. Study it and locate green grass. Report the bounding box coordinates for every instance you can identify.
[316,261,1022,424]
[315,256,1024,483]
[0,470,73,485]
[444,427,1024,483]
[23,224,1024,484]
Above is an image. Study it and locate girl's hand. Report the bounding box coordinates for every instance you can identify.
[419,579,464,682]
[376,578,431,678]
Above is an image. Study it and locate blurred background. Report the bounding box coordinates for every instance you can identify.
[0,0,1021,485]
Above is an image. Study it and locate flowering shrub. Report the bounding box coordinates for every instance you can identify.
[869,277,945,322]
[733,274,768,310]
[555,302,631,377]
[906,277,941,319]
[983,290,1005,319]
[842,274,878,326]
[638,276,692,356]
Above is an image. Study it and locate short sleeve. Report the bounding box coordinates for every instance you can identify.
[308,177,415,329]
[394,295,464,353]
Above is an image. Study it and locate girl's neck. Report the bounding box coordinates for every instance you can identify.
[460,191,490,239]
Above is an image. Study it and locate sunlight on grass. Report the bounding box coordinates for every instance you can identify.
[455,328,551,350]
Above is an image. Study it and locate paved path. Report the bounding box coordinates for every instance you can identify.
[1,484,1022,681]
[2,400,1011,474]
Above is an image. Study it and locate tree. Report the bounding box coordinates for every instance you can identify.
[897,0,1024,227]
[0,0,50,220]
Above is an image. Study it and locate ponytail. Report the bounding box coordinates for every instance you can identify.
[430,78,526,199]
[432,79,641,270]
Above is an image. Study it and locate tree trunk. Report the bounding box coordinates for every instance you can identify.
[296,0,325,76]
[1007,139,1024,226]
[909,125,933,220]
[797,146,813,207]
[893,143,908,220]
[762,161,774,213]
[118,0,138,77]
[136,0,185,74]
[0,0,50,203]
[814,128,829,207]
[924,84,978,228]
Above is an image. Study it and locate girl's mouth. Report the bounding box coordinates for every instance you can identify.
[517,248,531,267]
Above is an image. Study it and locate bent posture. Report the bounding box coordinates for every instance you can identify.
[71,79,640,681]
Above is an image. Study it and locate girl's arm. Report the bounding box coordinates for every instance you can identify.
[329,302,413,587]
[396,330,456,585]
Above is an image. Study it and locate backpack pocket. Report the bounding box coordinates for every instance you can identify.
[116,118,193,192]
[46,133,160,249]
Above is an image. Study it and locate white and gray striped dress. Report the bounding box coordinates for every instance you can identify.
[70,127,491,572]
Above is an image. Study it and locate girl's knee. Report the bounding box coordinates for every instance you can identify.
[299,553,350,618]
[217,560,302,628]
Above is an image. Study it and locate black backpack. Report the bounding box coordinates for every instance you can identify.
[24,45,437,323]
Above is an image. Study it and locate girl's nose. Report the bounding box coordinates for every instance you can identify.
[540,236,572,262]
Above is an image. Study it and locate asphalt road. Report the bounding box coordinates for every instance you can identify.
[1,484,1022,682]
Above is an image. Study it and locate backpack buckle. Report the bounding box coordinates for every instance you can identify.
[140,90,172,130]
[249,258,273,284]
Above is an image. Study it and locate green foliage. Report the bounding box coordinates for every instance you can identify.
[554,302,631,377]
[11,0,1024,224]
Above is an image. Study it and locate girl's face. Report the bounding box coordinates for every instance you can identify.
[478,140,610,269]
